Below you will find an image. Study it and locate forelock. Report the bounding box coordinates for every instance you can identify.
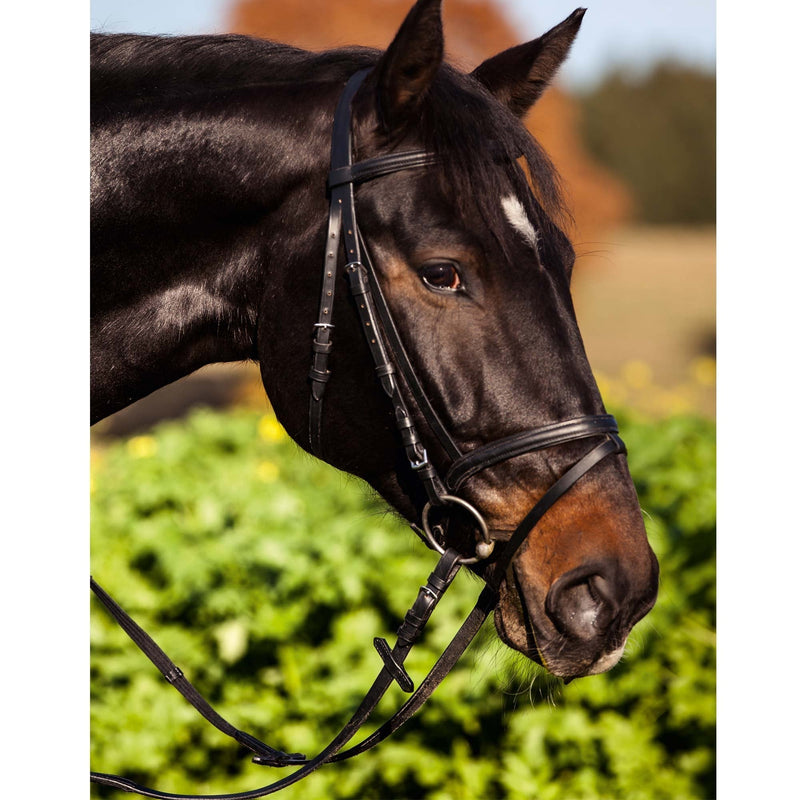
[413,64,570,254]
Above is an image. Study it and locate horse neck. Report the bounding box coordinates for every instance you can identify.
[90,59,342,422]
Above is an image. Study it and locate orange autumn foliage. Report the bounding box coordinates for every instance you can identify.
[227,0,630,238]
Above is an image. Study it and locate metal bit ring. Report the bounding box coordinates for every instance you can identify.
[420,495,494,565]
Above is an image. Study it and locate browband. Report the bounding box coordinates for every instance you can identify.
[328,151,437,189]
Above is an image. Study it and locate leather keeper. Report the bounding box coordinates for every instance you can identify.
[312,340,333,354]
[397,612,427,645]
[164,666,184,684]
[426,574,448,594]
[395,412,415,431]
[401,433,424,457]
[397,589,437,643]
[345,263,368,295]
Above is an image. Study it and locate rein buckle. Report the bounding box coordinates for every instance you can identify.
[409,448,430,471]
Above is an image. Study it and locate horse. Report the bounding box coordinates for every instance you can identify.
[91,0,659,789]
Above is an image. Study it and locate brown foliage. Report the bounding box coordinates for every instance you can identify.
[227,0,630,237]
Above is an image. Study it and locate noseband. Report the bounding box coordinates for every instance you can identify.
[91,69,626,799]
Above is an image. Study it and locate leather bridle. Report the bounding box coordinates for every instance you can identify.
[90,68,627,799]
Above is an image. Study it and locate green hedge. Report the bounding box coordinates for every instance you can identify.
[90,407,715,799]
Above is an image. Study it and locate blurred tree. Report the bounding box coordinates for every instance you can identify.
[577,62,716,225]
[226,0,632,238]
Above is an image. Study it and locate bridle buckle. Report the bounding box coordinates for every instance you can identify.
[409,449,430,471]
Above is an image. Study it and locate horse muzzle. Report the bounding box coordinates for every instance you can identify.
[494,541,659,679]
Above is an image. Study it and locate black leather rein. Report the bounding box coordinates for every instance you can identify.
[90,68,626,798]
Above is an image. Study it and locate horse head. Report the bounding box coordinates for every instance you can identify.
[259,0,658,681]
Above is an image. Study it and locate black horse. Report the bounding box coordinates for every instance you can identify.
[91,0,658,686]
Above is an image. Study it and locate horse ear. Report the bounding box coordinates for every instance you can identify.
[472,8,586,118]
[372,0,444,133]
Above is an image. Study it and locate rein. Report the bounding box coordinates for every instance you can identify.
[90,68,626,798]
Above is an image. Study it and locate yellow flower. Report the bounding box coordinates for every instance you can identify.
[621,360,653,390]
[596,371,628,405]
[594,371,612,398]
[659,389,693,416]
[127,435,157,459]
[258,415,287,444]
[690,356,716,387]
[257,460,280,482]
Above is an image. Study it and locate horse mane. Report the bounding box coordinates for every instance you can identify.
[90,33,378,101]
[91,32,569,245]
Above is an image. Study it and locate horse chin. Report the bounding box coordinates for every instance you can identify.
[493,575,628,680]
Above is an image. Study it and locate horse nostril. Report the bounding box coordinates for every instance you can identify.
[545,567,622,641]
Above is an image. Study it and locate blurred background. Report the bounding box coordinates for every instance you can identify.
[90,0,715,435]
[90,3,716,799]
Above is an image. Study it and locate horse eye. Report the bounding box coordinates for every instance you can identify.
[419,262,463,292]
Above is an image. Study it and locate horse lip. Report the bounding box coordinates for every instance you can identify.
[510,558,551,652]
[584,643,627,675]
[489,558,549,666]
[493,591,546,668]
